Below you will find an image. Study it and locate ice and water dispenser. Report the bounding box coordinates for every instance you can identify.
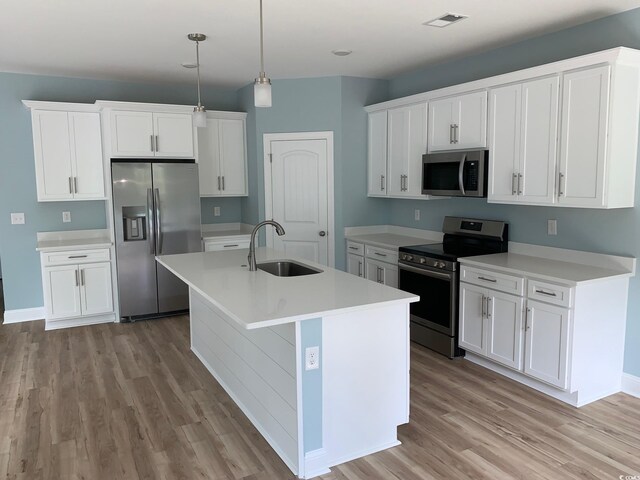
[122,206,147,242]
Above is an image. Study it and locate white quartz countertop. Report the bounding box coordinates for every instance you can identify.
[157,248,418,330]
[36,230,112,252]
[460,252,634,286]
[346,233,438,250]
[202,229,252,240]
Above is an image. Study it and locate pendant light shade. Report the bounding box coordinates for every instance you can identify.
[188,33,207,127]
[254,0,272,108]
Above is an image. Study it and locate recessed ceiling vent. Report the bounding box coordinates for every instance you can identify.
[423,13,467,28]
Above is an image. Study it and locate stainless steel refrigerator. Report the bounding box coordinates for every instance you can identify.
[112,161,201,320]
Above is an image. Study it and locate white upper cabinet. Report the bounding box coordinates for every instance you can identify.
[387,103,427,197]
[110,110,194,158]
[198,113,248,197]
[30,108,105,202]
[367,110,388,196]
[488,76,559,205]
[428,91,487,152]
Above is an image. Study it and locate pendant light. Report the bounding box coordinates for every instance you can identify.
[188,33,207,127]
[254,0,272,107]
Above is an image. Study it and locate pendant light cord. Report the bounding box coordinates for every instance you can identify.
[196,40,202,107]
[259,0,265,76]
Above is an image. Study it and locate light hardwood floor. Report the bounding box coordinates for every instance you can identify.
[0,316,639,479]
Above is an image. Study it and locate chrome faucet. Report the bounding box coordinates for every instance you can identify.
[248,220,286,271]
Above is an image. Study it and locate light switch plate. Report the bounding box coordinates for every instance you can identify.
[414,209,421,221]
[305,346,320,371]
[62,211,71,223]
[10,213,25,225]
[214,206,221,217]
[547,219,557,236]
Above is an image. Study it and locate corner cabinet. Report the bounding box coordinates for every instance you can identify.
[367,103,428,199]
[198,112,248,197]
[25,103,105,201]
[428,91,487,152]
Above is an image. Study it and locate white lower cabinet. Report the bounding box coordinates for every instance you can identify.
[365,258,398,288]
[41,248,114,329]
[458,283,486,355]
[345,240,398,287]
[347,253,365,278]
[203,236,250,252]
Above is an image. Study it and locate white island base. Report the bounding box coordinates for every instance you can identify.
[157,249,416,479]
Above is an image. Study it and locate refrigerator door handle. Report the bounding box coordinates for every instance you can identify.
[147,188,155,254]
[154,188,163,255]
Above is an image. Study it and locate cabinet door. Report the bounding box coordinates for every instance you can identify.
[428,97,455,151]
[44,265,81,320]
[458,283,486,355]
[32,110,74,201]
[79,262,114,316]
[519,76,559,204]
[347,253,364,277]
[153,113,194,158]
[456,91,488,149]
[218,119,248,196]
[523,300,570,389]
[387,103,427,197]
[486,290,524,370]
[111,111,154,157]
[365,258,397,287]
[368,111,388,196]
[488,84,521,202]
[69,112,105,199]
[198,118,222,195]
[558,66,610,208]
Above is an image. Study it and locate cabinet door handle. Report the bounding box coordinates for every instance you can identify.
[74,177,79,194]
[217,176,221,190]
[454,124,459,144]
[517,174,523,195]
[378,266,384,283]
[74,269,79,287]
[155,135,159,152]
[380,175,385,191]
[525,307,532,331]
[358,261,363,277]
[450,124,454,144]
[222,176,225,191]
[487,297,492,319]
[80,269,85,286]
[558,172,565,196]
[512,173,518,195]
[478,276,497,283]
[534,289,557,297]
[150,135,155,152]
[481,295,486,318]
[69,177,74,194]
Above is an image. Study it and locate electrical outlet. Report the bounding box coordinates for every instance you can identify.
[214,206,221,217]
[548,219,557,236]
[305,346,320,371]
[62,211,71,223]
[414,209,421,221]
[10,213,25,225]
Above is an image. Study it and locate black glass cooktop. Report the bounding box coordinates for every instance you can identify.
[400,240,505,262]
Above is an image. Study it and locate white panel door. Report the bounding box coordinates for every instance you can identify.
[32,110,74,201]
[428,97,455,151]
[459,283,486,355]
[219,119,248,196]
[488,84,521,202]
[347,254,364,278]
[486,290,524,370]
[153,113,194,158]
[387,103,427,197]
[111,111,154,157]
[456,91,488,149]
[198,118,222,195]
[45,265,81,320]
[269,139,329,265]
[69,112,105,199]
[368,111,388,196]
[519,76,559,204]
[79,263,114,316]
[524,300,571,389]
[558,66,610,207]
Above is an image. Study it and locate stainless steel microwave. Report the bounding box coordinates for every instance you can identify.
[422,150,488,197]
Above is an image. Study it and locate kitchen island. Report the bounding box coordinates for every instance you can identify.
[156,248,418,479]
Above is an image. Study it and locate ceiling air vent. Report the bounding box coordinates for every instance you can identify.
[423,13,467,28]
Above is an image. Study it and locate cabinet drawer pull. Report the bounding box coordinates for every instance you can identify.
[534,289,557,297]
[348,246,359,250]
[374,252,387,257]
[68,255,88,259]
[223,244,239,248]
[477,276,497,283]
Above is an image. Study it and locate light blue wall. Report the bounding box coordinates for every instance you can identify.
[200,197,243,224]
[386,7,640,376]
[0,71,239,311]
[300,318,323,453]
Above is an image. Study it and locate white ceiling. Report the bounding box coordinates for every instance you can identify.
[1,0,639,89]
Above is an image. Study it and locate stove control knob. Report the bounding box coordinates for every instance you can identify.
[437,261,446,269]
[406,255,413,261]
[419,258,426,264]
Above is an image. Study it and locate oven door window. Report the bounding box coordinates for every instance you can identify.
[423,162,460,191]
[399,266,454,335]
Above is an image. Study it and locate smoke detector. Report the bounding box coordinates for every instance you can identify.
[423,13,467,28]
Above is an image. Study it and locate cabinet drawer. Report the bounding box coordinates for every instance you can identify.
[365,245,398,264]
[527,279,572,308]
[460,266,524,296]
[346,241,364,256]
[42,248,111,267]
[204,240,250,252]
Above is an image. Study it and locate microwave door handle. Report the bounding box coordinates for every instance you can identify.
[458,154,467,195]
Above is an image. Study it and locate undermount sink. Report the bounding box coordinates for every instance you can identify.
[257,260,323,277]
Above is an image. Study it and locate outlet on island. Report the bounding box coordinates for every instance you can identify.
[214,206,221,217]
[305,346,320,371]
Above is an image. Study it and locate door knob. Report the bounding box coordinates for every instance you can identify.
[319,231,326,237]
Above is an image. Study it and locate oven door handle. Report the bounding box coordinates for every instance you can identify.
[399,262,453,280]
[458,154,467,196]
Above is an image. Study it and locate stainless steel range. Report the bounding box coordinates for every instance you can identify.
[398,217,508,358]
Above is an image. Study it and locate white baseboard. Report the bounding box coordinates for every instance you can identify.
[303,448,330,479]
[44,314,115,331]
[622,373,640,399]
[2,306,45,324]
